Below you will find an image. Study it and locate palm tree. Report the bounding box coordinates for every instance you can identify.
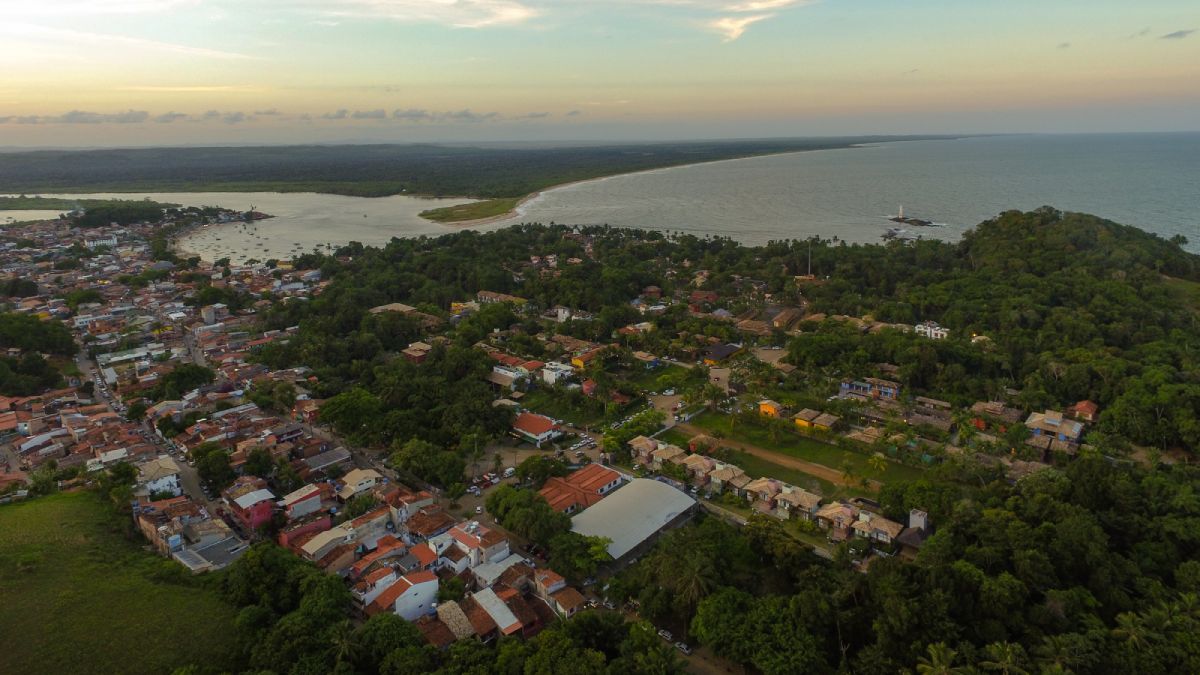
[839,458,857,486]
[867,452,888,474]
[672,556,718,611]
[328,620,359,669]
[1111,612,1152,651]
[916,642,966,675]
[979,641,1029,675]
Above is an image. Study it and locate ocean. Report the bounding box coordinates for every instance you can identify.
[492,132,1200,250]
[9,133,1197,260]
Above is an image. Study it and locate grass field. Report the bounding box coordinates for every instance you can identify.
[0,491,240,675]
[420,197,521,223]
[622,364,687,392]
[691,412,925,484]
[656,427,692,447]
[519,389,607,427]
[725,449,847,498]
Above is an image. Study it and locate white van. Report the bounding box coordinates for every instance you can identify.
[502,467,516,479]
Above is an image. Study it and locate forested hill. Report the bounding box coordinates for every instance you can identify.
[255,207,1199,455]
[960,207,1197,279]
[0,136,950,199]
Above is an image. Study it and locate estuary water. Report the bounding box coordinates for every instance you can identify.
[9,133,1197,261]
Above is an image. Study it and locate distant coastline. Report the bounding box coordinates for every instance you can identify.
[0,136,966,223]
[433,141,916,227]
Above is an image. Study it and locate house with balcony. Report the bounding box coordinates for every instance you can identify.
[744,477,783,512]
[775,485,822,521]
[1024,410,1084,444]
[839,377,901,401]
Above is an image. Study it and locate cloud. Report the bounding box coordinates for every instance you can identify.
[119,85,257,93]
[566,109,582,116]
[202,109,221,119]
[724,0,809,10]
[442,109,501,123]
[319,0,538,29]
[513,111,551,119]
[1057,42,1070,49]
[392,109,433,121]
[1160,29,1195,40]
[1129,27,1150,38]
[4,1,200,18]
[0,110,150,124]
[0,23,254,60]
[222,111,249,124]
[254,108,282,116]
[154,112,189,123]
[314,0,812,39]
[710,13,772,41]
[315,107,512,123]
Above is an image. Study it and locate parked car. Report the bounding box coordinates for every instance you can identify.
[675,642,692,655]
[657,629,673,642]
[475,505,483,514]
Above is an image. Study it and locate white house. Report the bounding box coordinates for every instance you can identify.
[914,321,950,340]
[137,456,182,497]
[369,570,439,621]
[512,412,561,448]
[279,484,323,520]
[541,362,575,386]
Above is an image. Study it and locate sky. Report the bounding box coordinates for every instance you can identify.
[0,0,1197,147]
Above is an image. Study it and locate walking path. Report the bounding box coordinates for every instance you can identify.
[673,422,882,491]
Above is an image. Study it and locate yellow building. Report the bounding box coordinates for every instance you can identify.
[758,400,784,418]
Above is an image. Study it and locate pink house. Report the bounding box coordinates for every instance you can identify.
[224,477,277,531]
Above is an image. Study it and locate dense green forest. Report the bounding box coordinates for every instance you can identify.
[259,208,1198,456]
[609,457,1200,674]
[0,352,64,395]
[0,311,77,356]
[0,196,179,212]
[0,137,949,199]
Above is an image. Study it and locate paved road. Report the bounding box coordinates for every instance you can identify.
[673,421,881,491]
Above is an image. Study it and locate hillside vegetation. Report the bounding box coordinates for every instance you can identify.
[259,207,1199,455]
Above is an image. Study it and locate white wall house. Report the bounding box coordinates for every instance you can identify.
[137,456,183,497]
[914,321,950,340]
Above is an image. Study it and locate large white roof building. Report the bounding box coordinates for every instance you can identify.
[570,478,696,561]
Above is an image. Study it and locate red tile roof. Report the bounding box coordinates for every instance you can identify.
[513,412,558,436]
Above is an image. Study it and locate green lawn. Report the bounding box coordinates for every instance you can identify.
[622,364,687,392]
[691,412,926,484]
[0,492,240,675]
[656,427,692,448]
[419,197,521,223]
[520,389,607,427]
